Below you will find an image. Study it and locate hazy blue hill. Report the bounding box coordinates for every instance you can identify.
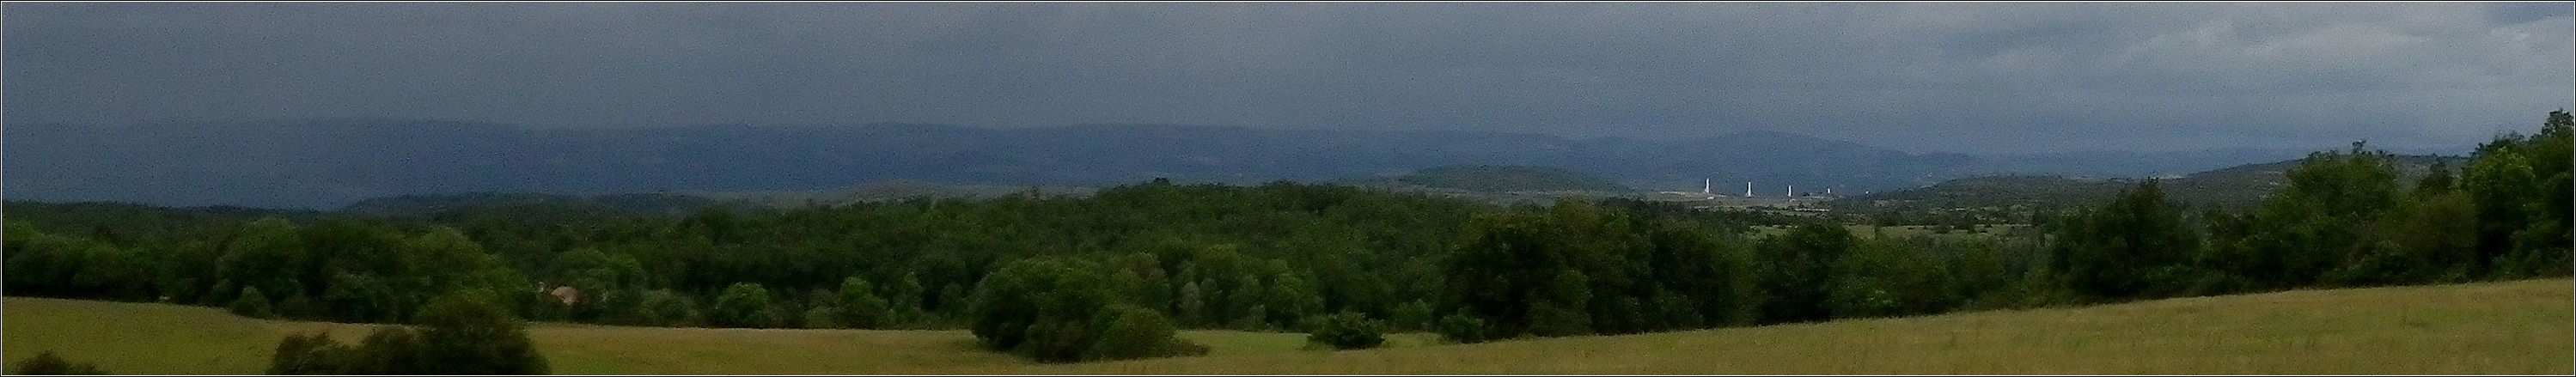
[1969,148,2321,179]
[3,119,2315,210]
[1362,165,1633,192]
[0,200,330,236]
[1834,154,2469,214]
[339,192,751,219]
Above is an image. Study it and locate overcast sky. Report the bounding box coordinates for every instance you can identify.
[6,2,2570,154]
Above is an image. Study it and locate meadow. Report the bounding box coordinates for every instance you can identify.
[5,278,2567,374]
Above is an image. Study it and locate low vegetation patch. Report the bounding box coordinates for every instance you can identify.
[1302,311,1389,350]
[8,350,109,375]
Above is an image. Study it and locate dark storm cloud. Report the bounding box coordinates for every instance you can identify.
[6,2,2569,153]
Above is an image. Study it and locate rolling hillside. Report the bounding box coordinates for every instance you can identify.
[5,279,2564,374]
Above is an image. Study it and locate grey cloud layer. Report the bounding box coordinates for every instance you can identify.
[6,2,2569,153]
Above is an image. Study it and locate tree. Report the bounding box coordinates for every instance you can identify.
[1175,281,1208,327]
[2414,159,2457,198]
[550,248,648,322]
[837,277,891,329]
[1828,239,1944,319]
[884,272,929,327]
[403,227,530,313]
[1524,270,1593,337]
[412,290,550,375]
[1754,222,1853,324]
[1443,210,1592,340]
[968,257,1119,362]
[710,283,784,328]
[217,217,307,310]
[624,289,703,327]
[968,257,1203,362]
[2049,179,2201,300]
[1389,299,1435,332]
[2234,143,2404,288]
[2460,110,2574,278]
[322,272,400,323]
[1264,271,1324,330]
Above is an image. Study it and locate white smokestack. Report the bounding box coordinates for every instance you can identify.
[1788,185,1793,197]
[1703,179,1712,194]
[1746,182,1754,197]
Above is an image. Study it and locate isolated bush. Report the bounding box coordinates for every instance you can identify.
[350,326,428,374]
[229,286,277,319]
[261,291,546,374]
[412,291,550,374]
[969,258,1118,362]
[1435,313,1487,344]
[971,257,1205,362]
[9,350,109,375]
[1083,303,1205,361]
[266,331,351,374]
[1303,311,1388,350]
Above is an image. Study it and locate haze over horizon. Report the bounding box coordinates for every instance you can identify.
[6,2,2573,155]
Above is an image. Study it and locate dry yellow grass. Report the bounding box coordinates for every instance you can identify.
[4,278,2567,374]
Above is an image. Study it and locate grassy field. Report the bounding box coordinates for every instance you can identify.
[5,279,2568,374]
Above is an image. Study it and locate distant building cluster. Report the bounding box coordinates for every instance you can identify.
[1646,178,1840,215]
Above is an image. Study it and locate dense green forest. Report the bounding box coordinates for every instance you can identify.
[5,112,2568,364]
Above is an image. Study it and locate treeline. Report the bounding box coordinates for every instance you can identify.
[5,179,1770,333]
[1422,110,2573,342]
[3,111,2566,362]
[2060,110,2574,300]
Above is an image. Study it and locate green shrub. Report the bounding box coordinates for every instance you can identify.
[9,350,109,375]
[266,331,351,374]
[1436,313,1487,344]
[1303,311,1388,350]
[350,326,427,374]
[229,286,277,319]
[1084,303,1206,361]
[802,306,842,329]
[971,258,1206,363]
[969,258,1118,362]
[412,291,550,374]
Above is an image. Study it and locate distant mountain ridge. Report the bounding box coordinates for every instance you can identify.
[1833,155,2468,213]
[1344,165,1633,192]
[5,119,2332,209]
